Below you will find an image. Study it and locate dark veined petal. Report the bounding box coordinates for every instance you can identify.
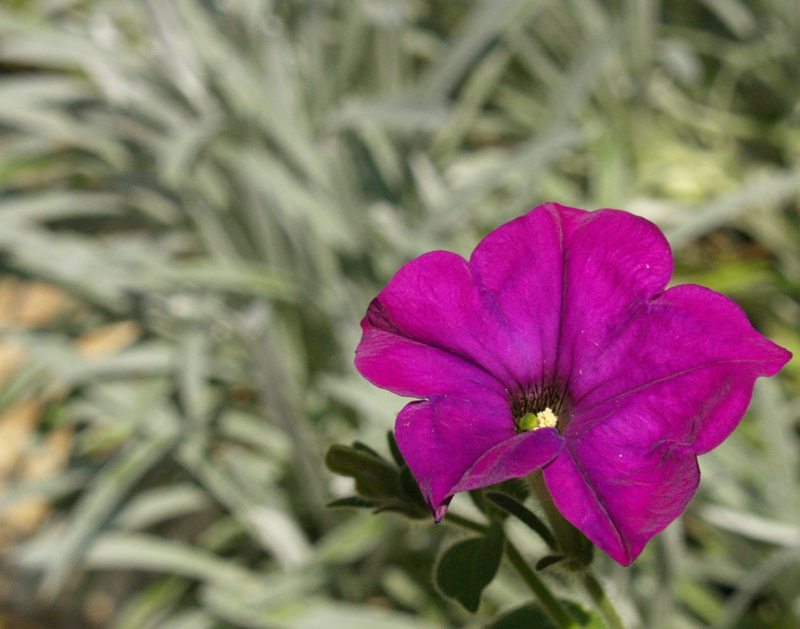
[355,250,528,398]
[469,204,567,385]
[553,285,790,564]
[395,396,564,520]
[448,426,564,498]
[568,284,791,453]
[554,207,674,382]
[548,362,753,563]
[544,436,699,566]
[356,317,507,401]
[469,204,674,388]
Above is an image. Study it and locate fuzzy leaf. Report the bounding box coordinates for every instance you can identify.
[435,522,504,613]
[488,601,603,629]
[325,444,400,499]
[327,497,378,510]
[486,604,555,629]
[535,555,566,571]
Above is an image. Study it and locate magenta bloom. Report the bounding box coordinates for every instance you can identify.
[355,203,790,565]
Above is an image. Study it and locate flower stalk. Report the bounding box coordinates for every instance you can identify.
[528,472,593,568]
[504,541,580,629]
[529,473,626,628]
[583,572,626,629]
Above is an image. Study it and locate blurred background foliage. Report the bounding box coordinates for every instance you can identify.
[0,0,798,627]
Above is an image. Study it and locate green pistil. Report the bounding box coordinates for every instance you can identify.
[518,407,558,431]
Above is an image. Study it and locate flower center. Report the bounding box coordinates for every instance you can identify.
[518,407,558,431]
[510,383,568,433]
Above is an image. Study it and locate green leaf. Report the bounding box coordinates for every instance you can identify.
[0,469,89,515]
[325,442,428,518]
[111,577,189,629]
[324,444,400,499]
[352,441,383,458]
[39,433,178,598]
[132,262,298,300]
[326,496,377,510]
[486,603,555,629]
[420,0,545,100]
[563,601,605,629]
[487,601,604,629]
[398,466,428,516]
[493,478,530,502]
[112,483,211,530]
[153,609,216,629]
[314,513,387,565]
[535,555,566,571]
[85,532,263,586]
[260,600,443,629]
[486,601,605,629]
[435,522,505,613]
[387,430,405,467]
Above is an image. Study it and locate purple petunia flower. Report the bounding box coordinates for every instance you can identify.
[354,203,791,565]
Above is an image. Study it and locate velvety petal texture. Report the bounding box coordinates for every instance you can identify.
[395,396,564,520]
[355,202,791,565]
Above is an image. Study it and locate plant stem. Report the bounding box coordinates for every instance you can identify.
[527,474,626,628]
[583,572,626,629]
[528,472,592,567]
[505,541,579,629]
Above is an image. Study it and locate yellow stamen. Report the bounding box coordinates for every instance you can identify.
[518,407,558,431]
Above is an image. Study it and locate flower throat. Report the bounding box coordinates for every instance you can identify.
[511,383,567,433]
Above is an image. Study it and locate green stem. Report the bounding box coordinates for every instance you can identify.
[444,512,577,629]
[583,572,626,629]
[528,472,592,567]
[527,473,626,628]
[506,541,579,629]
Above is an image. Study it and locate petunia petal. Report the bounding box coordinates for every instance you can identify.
[449,427,564,496]
[356,319,507,401]
[394,396,564,520]
[545,419,700,566]
[552,361,752,564]
[469,204,675,389]
[568,284,791,453]
[469,203,568,384]
[555,207,674,383]
[356,250,526,394]
[552,284,789,564]
[395,396,514,518]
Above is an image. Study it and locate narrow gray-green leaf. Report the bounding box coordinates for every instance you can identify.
[40,433,178,598]
[112,484,211,530]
